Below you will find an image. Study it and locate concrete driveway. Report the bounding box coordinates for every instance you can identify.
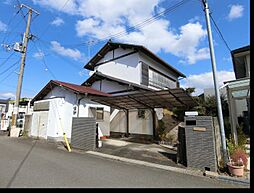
[95,138,185,168]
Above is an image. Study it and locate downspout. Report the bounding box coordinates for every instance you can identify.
[77,93,87,117]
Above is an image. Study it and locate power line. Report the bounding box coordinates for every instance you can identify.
[1,15,24,45]
[31,41,57,80]
[104,0,191,41]
[0,59,20,76]
[35,0,190,49]
[16,0,39,25]
[0,52,16,67]
[0,65,19,83]
[38,0,71,39]
[35,39,83,71]
[27,0,71,57]
[209,14,232,52]
[1,4,22,44]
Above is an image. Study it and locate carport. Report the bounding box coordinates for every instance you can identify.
[90,88,197,138]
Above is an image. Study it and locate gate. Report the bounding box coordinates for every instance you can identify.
[71,117,96,151]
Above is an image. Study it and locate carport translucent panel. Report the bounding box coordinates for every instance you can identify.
[90,88,197,110]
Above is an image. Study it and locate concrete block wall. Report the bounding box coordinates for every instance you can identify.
[184,116,217,172]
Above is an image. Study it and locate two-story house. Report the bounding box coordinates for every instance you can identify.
[30,40,194,144]
[224,45,250,143]
[82,41,187,139]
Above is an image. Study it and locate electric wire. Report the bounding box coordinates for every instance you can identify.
[1,3,22,44]
[0,59,20,76]
[0,52,16,67]
[31,41,57,80]
[35,0,191,49]
[210,14,232,52]
[34,39,83,71]
[38,0,71,39]
[0,65,19,83]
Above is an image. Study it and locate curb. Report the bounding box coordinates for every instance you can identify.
[86,151,203,177]
[216,175,250,186]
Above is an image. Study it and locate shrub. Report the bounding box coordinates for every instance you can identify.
[227,124,247,154]
[156,120,166,141]
[227,124,248,168]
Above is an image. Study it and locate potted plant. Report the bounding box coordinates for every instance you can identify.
[226,125,249,177]
[227,147,248,177]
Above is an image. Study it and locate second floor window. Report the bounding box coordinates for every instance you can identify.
[148,68,176,89]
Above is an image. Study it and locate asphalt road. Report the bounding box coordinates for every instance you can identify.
[0,136,249,188]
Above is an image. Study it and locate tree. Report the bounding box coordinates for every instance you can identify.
[172,88,231,137]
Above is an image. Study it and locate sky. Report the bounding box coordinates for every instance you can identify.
[0,0,250,99]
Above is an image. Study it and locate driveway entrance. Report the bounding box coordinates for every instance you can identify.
[95,138,185,168]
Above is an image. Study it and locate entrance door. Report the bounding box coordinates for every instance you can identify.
[35,112,48,139]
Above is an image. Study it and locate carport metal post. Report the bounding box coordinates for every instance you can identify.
[152,110,156,139]
[125,110,129,137]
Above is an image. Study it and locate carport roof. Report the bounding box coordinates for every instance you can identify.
[90,88,197,110]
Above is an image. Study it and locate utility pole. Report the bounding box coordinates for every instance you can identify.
[11,4,39,132]
[202,0,228,166]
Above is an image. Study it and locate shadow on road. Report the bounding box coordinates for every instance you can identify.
[6,140,37,188]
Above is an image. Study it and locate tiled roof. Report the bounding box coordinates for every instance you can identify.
[53,80,111,97]
[31,80,110,103]
[84,41,186,78]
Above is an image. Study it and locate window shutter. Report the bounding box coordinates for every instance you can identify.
[141,62,149,86]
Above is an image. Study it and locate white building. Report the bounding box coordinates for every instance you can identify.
[82,41,187,139]
[30,80,111,141]
[0,99,10,131]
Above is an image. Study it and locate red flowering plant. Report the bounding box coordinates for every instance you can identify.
[226,124,248,169]
[230,148,248,168]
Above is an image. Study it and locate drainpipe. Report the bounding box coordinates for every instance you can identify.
[77,94,87,117]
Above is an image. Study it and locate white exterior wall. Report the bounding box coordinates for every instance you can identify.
[129,110,153,135]
[91,79,130,93]
[95,48,141,85]
[31,86,110,141]
[110,110,127,133]
[84,98,110,136]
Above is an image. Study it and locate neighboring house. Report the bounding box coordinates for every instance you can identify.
[0,99,9,115]
[0,99,10,130]
[7,98,33,130]
[83,41,187,139]
[30,80,111,141]
[202,87,227,99]
[224,45,250,143]
[231,45,250,79]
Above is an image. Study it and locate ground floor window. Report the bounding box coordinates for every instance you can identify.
[90,107,104,121]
